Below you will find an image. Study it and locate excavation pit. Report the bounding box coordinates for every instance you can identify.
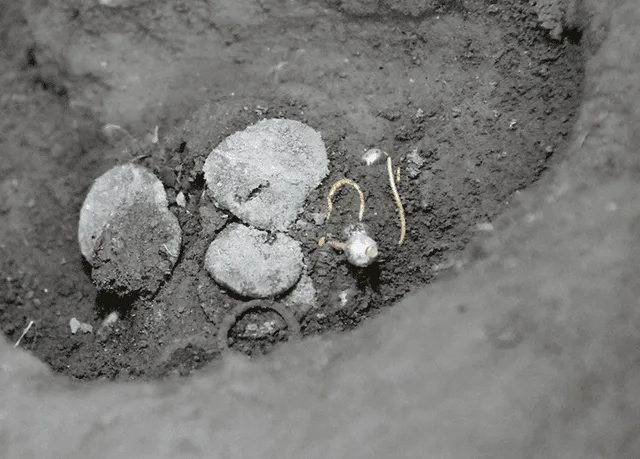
[1,0,583,380]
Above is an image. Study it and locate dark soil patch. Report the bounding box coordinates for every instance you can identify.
[91,203,179,298]
[0,0,583,380]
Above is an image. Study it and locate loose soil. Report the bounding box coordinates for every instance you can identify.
[0,0,583,380]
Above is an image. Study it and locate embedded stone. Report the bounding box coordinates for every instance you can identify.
[78,164,171,261]
[203,119,329,231]
[205,223,304,298]
[90,202,181,297]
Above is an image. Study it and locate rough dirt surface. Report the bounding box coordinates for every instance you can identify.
[3,0,640,458]
[91,203,181,298]
[0,0,583,379]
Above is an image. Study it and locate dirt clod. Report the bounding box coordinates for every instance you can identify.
[91,204,181,297]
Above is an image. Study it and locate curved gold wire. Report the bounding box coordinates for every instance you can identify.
[326,178,365,223]
[386,155,406,245]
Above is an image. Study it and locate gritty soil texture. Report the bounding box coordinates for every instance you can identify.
[91,204,179,298]
[0,0,583,380]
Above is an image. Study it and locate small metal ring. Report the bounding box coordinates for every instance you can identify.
[217,300,301,354]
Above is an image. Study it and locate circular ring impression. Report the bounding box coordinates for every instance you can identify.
[217,300,302,354]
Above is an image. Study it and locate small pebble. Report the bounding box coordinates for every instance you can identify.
[338,290,350,307]
[311,212,326,226]
[69,317,93,334]
[96,312,119,342]
[476,222,494,232]
[406,147,425,179]
[362,148,385,166]
[176,191,186,208]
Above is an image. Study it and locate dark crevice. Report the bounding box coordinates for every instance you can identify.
[95,291,137,320]
[562,26,583,45]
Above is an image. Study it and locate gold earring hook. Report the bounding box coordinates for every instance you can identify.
[325,178,365,223]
